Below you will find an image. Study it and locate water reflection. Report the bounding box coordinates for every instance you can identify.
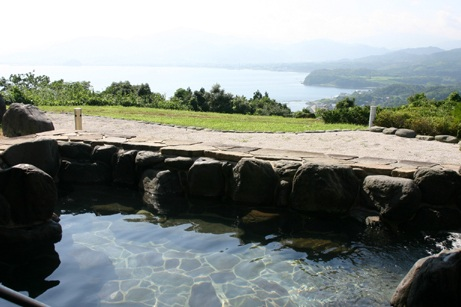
[51,185,461,305]
[0,242,60,298]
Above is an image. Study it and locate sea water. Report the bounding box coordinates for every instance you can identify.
[0,65,357,111]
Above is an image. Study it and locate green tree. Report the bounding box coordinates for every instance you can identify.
[447,91,461,103]
[207,84,233,113]
[407,93,429,107]
[136,83,152,97]
[192,88,209,111]
[103,81,135,96]
[232,95,251,114]
[336,97,355,109]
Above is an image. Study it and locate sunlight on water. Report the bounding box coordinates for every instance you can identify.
[4,185,458,307]
[28,211,459,307]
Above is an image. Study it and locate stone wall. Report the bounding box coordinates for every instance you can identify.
[3,137,458,233]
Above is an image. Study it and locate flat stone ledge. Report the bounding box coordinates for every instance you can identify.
[0,129,459,176]
[355,157,398,165]
[122,141,165,151]
[204,150,253,162]
[396,160,438,168]
[391,167,417,178]
[327,154,359,160]
[352,163,396,176]
[161,145,217,157]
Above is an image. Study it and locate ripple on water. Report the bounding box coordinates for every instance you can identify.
[39,208,461,307]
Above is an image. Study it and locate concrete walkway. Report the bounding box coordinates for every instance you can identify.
[1,128,459,179]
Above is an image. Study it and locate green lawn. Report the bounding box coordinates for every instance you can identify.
[39,105,367,133]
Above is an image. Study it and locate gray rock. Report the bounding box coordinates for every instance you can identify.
[2,103,54,137]
[382,127,398,134]
[0,164,56,226]
[369,126,385,132]
[141,169,187,215]
[113,150,138,186]
[91,144,119,165]
[1,138,60,178]
[435,135,459,143]
[58,141,92,160]
[271,160,302,181]
[395,128,416,138]
[391,248,461,307]
[135,151,165,171]
[291,163,360,214]
[231,158,279,206]
[164,156,195,171]
[413,168,460,207]
[188,158,225,198]
[362,175,421,226]
[416,135,435,141]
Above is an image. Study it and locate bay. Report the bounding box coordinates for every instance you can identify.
[0,65,356,111]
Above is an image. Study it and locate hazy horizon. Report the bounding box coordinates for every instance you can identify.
[1,0,461,66]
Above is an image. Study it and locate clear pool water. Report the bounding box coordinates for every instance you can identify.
[3,186,460,306]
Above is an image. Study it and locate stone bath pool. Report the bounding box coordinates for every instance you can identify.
[3,185,461,306]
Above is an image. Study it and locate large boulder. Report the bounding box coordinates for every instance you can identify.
[188,158,225,198]
[91,145,119,165]
[141,169,188,215]
[231,158,279,206]
[2,103,54,137]
[290,163,360,214]
[135,151,165,173]
[391,248,461,307]
[413,168,461,207]
[58,141,93,161]
[1,138,60,179]
[362,175,421,227]
[0,164,57,226]
[112,150,138,186]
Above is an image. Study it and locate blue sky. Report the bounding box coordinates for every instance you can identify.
[2,0,461,56]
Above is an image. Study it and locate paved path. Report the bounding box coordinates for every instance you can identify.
[1,112,460,177]
[46,112,461,165]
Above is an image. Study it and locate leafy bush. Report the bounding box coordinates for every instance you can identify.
[373,109,411,128]
[317,97,370,125]
[293,108,316,118]
[318,106,370,125]
[374,91,461,137]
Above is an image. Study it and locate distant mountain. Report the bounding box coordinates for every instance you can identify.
[303,48,461,88]
[1,30,390,66]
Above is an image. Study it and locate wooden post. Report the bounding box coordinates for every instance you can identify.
[74,108,82,130]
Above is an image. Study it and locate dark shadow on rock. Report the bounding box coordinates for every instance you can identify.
[0,242,61,298]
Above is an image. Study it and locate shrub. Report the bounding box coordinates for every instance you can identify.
[293,108,316,118]
[318,105,370,125]
[374,109,411,128]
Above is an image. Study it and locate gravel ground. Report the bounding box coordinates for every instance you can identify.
[46,112,461,166]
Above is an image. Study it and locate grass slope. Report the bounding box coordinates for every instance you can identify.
[40,105,366,133]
